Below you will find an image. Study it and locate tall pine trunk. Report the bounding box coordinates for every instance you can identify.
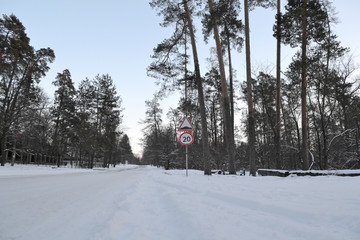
[275,0,282,169]
[183,0,211,175]
[320,14,333,170]
[0,133,7,166]
[244,0,256,176]
[207,0,236,174]
[226,32,235,137]
[301,0,309,170]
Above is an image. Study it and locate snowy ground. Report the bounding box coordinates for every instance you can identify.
[1,164,360,240]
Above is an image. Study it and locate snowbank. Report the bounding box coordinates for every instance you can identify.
[258,168,360,177]
[0,163,139,178]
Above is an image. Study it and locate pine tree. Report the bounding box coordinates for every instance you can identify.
[94,74,122,168]
[182,0,212,175]
[244,0,256,175]
[75,78,97,167]
[51,69,76,167]
[275,0,282,169]
[204,0,242,174]
[149,0,212,175]
[0,14,55,166]
[276,0,329,169]
[119,134,135,164]
[243,0,276,175]
[202,0,243,136]
[141,95,163,166]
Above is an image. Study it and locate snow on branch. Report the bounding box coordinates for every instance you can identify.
[328,128,356,151]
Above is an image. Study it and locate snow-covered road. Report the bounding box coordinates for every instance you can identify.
[0,166,145,240]
[1,165,360,240]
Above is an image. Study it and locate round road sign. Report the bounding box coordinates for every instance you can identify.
[179,132,194,145]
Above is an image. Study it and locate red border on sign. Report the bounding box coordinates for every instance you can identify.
[179,132,194,145]
[178,117,195,131]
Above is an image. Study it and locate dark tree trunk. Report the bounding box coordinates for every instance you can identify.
[183,0,211,175]
[244,0,256,176]
[207,0,236,174]
[275,0,282,169]
[301,0,309,170]
[0,134,7,166]
[227,33,235,136]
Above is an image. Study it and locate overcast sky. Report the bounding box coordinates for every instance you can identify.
[3,0,360,156]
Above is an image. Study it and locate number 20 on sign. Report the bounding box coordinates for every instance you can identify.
[179,132,194,145]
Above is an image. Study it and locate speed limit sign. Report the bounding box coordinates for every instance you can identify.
[179,132,194,145]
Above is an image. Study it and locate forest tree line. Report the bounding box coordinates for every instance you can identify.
[1,0,359,172]
[0,14,137,168]
[141,0,359,173]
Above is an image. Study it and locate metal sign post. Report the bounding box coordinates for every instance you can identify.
[186,145,188,176]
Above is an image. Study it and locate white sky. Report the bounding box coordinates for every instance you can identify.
[2,0,360,156]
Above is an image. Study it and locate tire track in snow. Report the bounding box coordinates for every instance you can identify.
[94,167,204,240]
